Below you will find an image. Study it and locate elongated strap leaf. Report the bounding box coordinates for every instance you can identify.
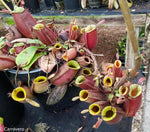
[27,39,43,45]
[0,37,6,49]
[23,52,47,71]
[25,98,40,107]
[16,46,42,67]
[0,36,5,42]
[114,0,119,9]
[46,84,68,105]
[13,42,24,47]
[81,0,87,9]
[0,41,6,49]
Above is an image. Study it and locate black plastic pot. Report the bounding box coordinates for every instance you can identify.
[119,56,125,66]
[24,0,40,13]
[44,0,55,8]
[7,68,81,112]
[55,0,63,1]
[63,0,80,10]
[0,71,24,127]
[6,68,46,86]
[35,85,81,112]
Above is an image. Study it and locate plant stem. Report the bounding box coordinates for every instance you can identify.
[96,19,105,27]
[115,0,141,89]
[83,47,99,75]
[16,0,22,6]
[0,0,12,12]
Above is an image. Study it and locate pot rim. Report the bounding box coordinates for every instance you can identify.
[7,68,42,75]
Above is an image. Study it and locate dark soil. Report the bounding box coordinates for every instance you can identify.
[0,26,8,36]
[93,26,126,64]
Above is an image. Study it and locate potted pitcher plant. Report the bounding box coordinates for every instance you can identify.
[0,0,144,129]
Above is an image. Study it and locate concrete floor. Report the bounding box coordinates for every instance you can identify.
[142,61,150,132]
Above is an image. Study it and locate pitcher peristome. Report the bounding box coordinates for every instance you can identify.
[32,76,49,94]
[101,106,124,124]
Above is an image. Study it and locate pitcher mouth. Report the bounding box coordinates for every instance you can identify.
[11,6,25,13]
[114,60,122,68]
[72,25,78,31]
[85,25,96,33]
[82,68,92,76]
[129,84,142,98]
[33,23,44,30]
[33,76,47,84]
[75,75,85,85]
[102,106,116,122]
[79,90,89,101]
[103,76,113,87]
[12,87,26,102]
[119,86,128,96]
[106,65,113,73]
[67,60,80,70]
[80,28,85,34]
[54,43,62,50]
[84,56,91,63]
[89,103,101,115]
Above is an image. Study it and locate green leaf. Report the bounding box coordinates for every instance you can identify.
[118,41,122,45]
[23,52,47,71]
[0,37,6,49]
[108,93,114,101]
[140,55,146,61]
[27,39,43,45]
[139,47,143,51]
[0,41,6,49]
[96,79,99,87]
[120,54,125,57]
[122,36,126,41]
[139,33,144,38]
[121,48,125,51]
[115,93,121,97]
[115,90,119,93]
[13,42,24,47]
[116,48,119,53]
[9,48,15,54]
[0,37,5,42]
[61,44,69,49]
[16,46,42,67]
